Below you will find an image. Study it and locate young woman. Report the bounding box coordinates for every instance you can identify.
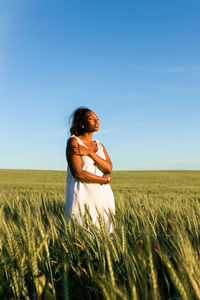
[64,107,115,233]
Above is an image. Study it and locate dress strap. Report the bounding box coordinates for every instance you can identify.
[71,135,88,148]
[70,135,103,151]
[96,140,103,152]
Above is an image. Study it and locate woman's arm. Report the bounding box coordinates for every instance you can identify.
[70,143,112,174]
[89,145,112,174]
[66,138,111,184]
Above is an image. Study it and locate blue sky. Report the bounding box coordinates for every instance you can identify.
[0,0,200,170]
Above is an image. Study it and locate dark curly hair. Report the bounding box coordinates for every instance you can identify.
[70,107,92,136]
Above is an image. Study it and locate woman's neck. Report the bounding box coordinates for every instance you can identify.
[79,132,93,142]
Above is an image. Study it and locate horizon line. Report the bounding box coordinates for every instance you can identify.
[0,168,200,172]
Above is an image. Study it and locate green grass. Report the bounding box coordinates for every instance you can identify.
[0,169,200,299]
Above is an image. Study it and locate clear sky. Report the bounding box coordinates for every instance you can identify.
[1,0,200,170]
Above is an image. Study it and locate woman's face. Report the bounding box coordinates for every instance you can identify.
[82,111,99,132]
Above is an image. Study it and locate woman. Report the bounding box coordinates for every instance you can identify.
[64,107,115,233]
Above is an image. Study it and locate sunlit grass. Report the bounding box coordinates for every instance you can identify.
[0,169,200,299]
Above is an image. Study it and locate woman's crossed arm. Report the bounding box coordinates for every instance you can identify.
[66,137,112,184]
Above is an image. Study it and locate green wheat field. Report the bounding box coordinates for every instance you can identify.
[1,169,200,300]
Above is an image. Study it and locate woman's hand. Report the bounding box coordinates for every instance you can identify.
[68,144,92,157]
[104,174,112,184]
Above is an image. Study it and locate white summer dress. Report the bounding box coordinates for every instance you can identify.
[64,136,115,233]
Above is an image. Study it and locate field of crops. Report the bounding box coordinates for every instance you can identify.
[0,169,200,300]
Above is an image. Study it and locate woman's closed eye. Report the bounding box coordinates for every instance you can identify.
[88,117,99,121]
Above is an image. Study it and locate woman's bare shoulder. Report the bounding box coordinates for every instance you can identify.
[67,136,78,147]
